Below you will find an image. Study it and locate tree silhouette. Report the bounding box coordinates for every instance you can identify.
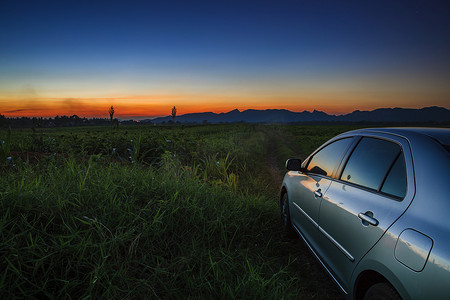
[108,106,115,122]
[171,106,177,122]
[0,114,7,127]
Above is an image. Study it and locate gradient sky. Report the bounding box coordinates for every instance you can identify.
[1,0,449,119]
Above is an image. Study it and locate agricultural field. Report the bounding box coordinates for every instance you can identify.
[0,124,358,299]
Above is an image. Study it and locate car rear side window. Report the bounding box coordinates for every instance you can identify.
[380,154,407,199]
[307,138,352,177]
[341,137,402,191]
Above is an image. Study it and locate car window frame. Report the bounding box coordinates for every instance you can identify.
[335,135,408,201]
[302,136,358,179]
[378,151,407,200]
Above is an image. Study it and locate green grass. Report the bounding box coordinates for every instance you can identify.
[258,124,364,172]
[0,124,346,299]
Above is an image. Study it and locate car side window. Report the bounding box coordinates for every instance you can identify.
[307,138,352,177]
[380,154,407,199]
[341,137,402,191]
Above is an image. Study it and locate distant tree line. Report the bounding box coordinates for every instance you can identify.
[0,114,136,128]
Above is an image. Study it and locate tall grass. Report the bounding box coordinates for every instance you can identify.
[0,128,11,166]
[262,125,364,170]
[1,157,298,298]
[0,124,344,299]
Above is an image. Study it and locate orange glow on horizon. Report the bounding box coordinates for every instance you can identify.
[1,93,447,119]
[0,99,355,119]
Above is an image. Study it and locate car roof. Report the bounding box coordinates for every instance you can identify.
[344,127,450,145]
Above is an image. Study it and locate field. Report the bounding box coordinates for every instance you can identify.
[0,124,361,299]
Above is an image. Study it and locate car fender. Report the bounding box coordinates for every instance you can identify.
[351,232,411,300]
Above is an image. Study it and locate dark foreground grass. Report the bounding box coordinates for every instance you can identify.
[1,158,310,299]
[0,124,345,299]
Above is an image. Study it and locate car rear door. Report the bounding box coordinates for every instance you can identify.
[316,134,415,291]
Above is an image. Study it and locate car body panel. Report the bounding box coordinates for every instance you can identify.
[318,182,407,290]
[394,229,433,272]
[316,132,416,290]
[283,172,332,245]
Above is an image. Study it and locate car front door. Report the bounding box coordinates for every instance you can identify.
[316,135,415,291]
[289,137,353,247]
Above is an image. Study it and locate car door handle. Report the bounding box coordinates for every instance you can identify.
[358,212,379,226]
[314,189,323,198]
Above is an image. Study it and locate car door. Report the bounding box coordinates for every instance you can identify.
[316,134,415,291]
[288,137,353,246]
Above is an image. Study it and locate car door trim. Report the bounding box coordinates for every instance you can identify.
[293,193,355,262]
[292,223,348,295]
[293,202,318,227]
[318,226,355,262]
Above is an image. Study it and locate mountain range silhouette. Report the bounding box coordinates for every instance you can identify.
[146,106,450,124]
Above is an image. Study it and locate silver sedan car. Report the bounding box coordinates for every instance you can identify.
[280,128,450,300]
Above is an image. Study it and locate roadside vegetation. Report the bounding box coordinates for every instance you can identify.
[0,124,356,299]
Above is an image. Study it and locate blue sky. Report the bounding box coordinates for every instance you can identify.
[0,0,449,118]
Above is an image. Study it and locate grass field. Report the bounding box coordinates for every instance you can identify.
[0,124,358,299]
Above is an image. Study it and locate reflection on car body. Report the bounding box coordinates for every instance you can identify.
[280,128,450,300]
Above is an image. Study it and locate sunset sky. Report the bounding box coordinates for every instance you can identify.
[1,0,449,119]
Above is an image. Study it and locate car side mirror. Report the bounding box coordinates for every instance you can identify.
[286,158,303,171]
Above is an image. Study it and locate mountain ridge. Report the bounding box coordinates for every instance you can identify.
[144,106,450,124]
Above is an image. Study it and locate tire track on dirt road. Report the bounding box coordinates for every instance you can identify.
[262,127,301,192]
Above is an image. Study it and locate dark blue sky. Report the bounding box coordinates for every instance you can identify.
[1,0,449,118]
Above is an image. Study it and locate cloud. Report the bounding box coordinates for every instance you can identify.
[63,98,88,113]
[4,109,29,113]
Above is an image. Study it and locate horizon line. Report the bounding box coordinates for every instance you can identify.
[1,105,447,121]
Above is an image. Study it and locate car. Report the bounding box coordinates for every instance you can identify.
[280,127,450,300]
